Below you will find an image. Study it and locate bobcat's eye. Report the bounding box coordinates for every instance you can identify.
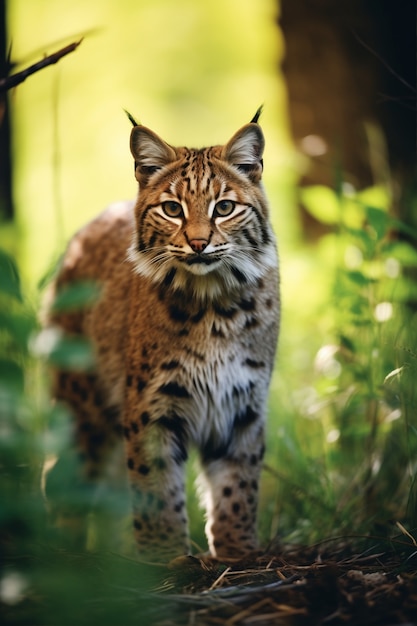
[213,200,236,218]
[162,201,183,218]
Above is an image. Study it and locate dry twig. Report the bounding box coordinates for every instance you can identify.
[0,40,82,92]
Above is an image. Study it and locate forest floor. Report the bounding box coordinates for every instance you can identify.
[3,537,417,625]
[146,540,417,625]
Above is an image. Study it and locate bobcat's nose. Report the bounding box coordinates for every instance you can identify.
[189,239,208,253]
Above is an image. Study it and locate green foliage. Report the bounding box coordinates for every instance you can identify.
[0,251,162,624]
[263,184,417,546]
[0,248,47,620]
[50,281,101,314]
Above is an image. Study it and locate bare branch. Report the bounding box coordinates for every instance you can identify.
[0,40,83,93]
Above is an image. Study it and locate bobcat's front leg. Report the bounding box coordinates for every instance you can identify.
[200,424,265,560]
[123,405,190,562]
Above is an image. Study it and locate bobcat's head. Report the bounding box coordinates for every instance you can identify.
[128,112,277,301]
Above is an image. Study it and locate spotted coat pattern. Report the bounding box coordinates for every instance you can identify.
[46,116,280,562]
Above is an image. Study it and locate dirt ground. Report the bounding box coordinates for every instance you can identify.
[3,535,416,625]
[147,539,417,625]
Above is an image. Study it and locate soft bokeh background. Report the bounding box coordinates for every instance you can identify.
[6,0,295,284]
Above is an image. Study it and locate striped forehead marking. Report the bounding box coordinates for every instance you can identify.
[173,148,215,196]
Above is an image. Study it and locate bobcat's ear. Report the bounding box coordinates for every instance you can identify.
[222,123,265,183]
[130,126,177,186]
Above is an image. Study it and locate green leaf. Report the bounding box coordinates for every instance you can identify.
[345,270,376,286]
[0,248,22,302]
[366,206,389,240]
[356,185,390,211]
[0,311,35,350]
[0,358,24,391]
[339,334,355,353]
[47,335,95,370]
[300,186,341,225]
[382,241,417,265]
[51,281,101,313]
[344,227,377,257]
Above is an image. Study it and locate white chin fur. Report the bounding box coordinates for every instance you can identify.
[183,262,220,276]
[128,241,276,300]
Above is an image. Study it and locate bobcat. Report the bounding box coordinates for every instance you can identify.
[46,109,280,562]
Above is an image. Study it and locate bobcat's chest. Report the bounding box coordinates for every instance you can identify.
[124,278,276,452]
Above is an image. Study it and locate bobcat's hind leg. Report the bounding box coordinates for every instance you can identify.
[45,370,124,549]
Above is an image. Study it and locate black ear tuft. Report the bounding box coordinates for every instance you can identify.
[124,109,140,127]
[250,105,263,124]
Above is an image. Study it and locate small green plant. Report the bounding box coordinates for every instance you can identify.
[0,248,43,557]
[264,184,417,545]
[325,187,417,533]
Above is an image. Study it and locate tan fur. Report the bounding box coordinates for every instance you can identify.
[46,117,280,562]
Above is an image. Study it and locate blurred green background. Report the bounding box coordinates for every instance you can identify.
[1,0,416,623]
[5,0,294,284]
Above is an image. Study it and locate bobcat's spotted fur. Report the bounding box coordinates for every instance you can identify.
[46,112,280,561]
